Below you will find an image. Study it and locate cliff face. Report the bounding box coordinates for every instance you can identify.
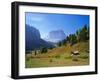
[44,30,66,43]
[25,24,54,51]
[25,24,41,40]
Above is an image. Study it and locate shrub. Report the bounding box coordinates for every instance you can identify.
[55,55,61,59]
[80,56,88,59]
[49,59,53,62]
[26,57,30,61]
[41,47,48,53]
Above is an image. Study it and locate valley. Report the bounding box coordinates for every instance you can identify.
[25,41,89,68]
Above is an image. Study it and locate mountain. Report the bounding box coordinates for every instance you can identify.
[44,30,66,43]
[25,24,54,51]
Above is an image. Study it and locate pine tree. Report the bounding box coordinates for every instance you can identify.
[78,25,88,41]
[34,50,37,55]
[58,41,62,47]
[41,47,48,53]
[62,39,67,46]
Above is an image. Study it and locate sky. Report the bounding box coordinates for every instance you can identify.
[25,12,89,38]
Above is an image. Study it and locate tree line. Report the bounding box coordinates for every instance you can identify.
[33,47,53,55]
[58,25,89,46]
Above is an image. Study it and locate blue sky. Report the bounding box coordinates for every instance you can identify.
[25,12,89,38]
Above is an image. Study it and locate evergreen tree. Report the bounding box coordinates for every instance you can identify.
[78,25,88,41]
[66,36,69,42]
[34,50,37,55]
[58,41,62,47]
[56,24,89,47]
[62,39,67,46]
[41,47,48,53]
[70,34,77,46]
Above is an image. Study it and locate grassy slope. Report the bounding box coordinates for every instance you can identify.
[26,41,89,68]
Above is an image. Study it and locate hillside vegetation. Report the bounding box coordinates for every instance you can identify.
[26,41,89,68]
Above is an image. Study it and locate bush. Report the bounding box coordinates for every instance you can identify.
[34,50,37,55]
[49,47,53,50]
[58,42,62,47]
[72,58,78,61]
[26,57,30,61]
[80,56,88,59]
[49,59,53,62]
[55,55,61,59]
[41,47,48,53]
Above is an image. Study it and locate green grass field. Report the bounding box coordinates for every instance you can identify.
[25,42,89,68]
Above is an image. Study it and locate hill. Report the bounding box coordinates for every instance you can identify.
[25,41,89,68]
[32,41,89,57]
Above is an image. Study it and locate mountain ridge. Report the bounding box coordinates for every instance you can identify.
[44,30,66,43]
[25,24,54,51]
